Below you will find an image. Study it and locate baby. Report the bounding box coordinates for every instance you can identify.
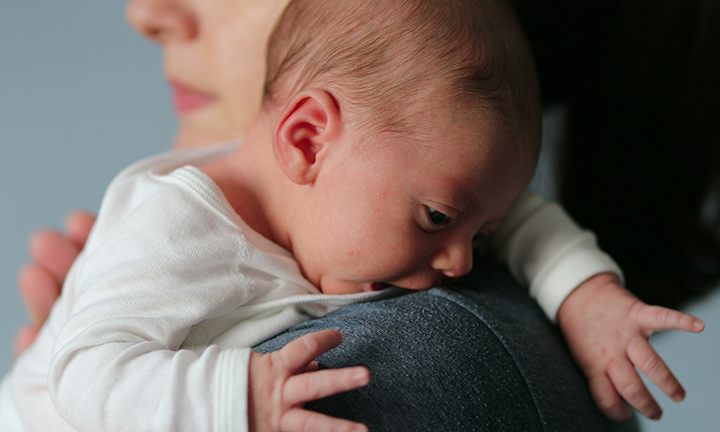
[0,0,703,431]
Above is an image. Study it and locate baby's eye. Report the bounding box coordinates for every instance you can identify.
[427,206,452,227]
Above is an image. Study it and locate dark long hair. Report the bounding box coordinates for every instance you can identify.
[514,0,720,308]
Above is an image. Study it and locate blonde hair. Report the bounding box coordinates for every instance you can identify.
[264,0,540,153]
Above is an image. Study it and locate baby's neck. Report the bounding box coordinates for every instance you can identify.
[201,112,291,251]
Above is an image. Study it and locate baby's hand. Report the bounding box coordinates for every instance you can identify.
[557,273,704,421]
[248,329,370,432]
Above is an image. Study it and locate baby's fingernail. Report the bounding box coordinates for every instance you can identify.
[353,369,370,384]
[650,410,663,420]
[672,389,686,402]
[694,320,705,330]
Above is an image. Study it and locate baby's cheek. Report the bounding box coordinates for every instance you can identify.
[372,245,422,277]
[345,248,361,257]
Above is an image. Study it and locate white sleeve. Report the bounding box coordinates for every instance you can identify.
[482,191,624,321]
[48,175,255,432]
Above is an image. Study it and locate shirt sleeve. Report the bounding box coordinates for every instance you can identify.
[481,191,624,321]
[48,172,255,432]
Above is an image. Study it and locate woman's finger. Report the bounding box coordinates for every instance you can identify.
[608,357,662,420]
[587,373,632,421]
[284,366,370,406]
[28,229,81,284]
[17,264,62,326]
[13,325,39,357]
[627,336,685,402]
[273,330,343,372]
[65,211,96,249]
[280,407,368,432]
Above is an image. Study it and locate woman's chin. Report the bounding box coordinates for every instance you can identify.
[172,125,233,150]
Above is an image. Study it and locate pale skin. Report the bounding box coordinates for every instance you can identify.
[15,0,705,426]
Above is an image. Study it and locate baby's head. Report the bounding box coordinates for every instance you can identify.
[260,0,540,294]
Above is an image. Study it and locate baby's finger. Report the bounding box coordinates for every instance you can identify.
[280,408,368,432]
[17,264,62,327]
[284,366,370,406]
[274,330,343,372]
[301,361,319,373]
[28,229,81,284]
[608,357,662,420]
[588,373,632,421]
[637,305,704,333]
[627,336,685,402]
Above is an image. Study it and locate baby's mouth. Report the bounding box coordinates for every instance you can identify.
[366,282,391,291]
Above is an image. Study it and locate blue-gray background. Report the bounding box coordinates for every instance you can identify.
[0,2,717,430]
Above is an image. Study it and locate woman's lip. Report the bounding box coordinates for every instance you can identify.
[169,80,215,114]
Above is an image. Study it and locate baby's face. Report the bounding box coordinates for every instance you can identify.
[288,111,534,295]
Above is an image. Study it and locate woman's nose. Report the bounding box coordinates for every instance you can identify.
[431,238,474,278]
[126,0,197,44]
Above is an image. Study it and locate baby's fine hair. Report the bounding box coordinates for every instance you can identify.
[264,0,541,153]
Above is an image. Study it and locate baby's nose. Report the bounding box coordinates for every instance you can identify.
[431,240,473,278]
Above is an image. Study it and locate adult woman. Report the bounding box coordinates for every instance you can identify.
[14,0,640,430]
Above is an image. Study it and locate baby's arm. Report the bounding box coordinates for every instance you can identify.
[44,163,370,431]
[483,192,623,319]
[46,210,252,431]
[16,223,369,432]
[52,316,367,432]
[47,220,367,432]
[484,192,704,420]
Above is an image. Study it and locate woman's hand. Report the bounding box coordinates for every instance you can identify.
[249,330,370,432]
[14,211,96,355]
[558,273,704,421]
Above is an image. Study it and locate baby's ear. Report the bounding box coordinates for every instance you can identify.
[273,89,342,185]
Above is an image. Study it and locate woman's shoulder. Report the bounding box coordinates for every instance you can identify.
[255,260,640,432]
